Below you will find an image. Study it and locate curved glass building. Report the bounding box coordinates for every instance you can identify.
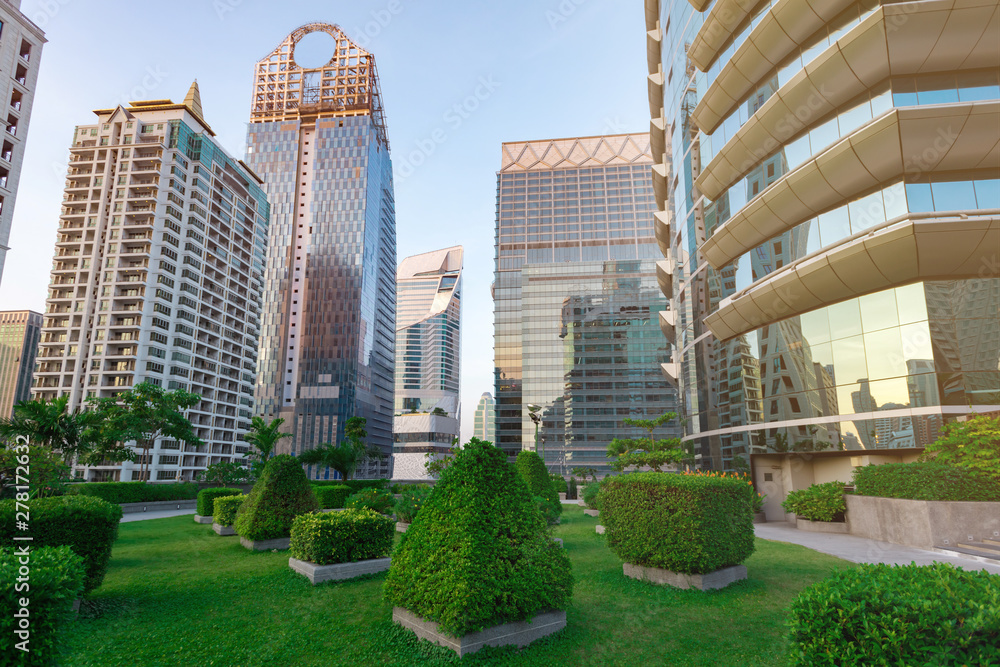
[645,0,999,471]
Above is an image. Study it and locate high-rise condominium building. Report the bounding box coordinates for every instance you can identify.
[246,24,396,479]
[0,1,45,285]
[390,246,462,481]
[494,134,679,476]
[473,391,495,443]
[0,309,41,416]
[34,83,270,482]
[645,0,999,470]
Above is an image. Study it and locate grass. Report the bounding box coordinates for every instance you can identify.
[63,507,851,666]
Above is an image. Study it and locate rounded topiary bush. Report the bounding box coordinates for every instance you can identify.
[788,562,1000,666]
[384,438,573,637]
[213,495,244,527]
[197,487,242,516]
[581,481,601,510]
[234,454,318,541]
[516,450,561,521]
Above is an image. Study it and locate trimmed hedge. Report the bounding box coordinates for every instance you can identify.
[516,451,561,521]
[234,455,318,541]
[213,495,244,527]
[788,562,1000,665]
[781,481,846,522]
[394,484,431,523]
[1,545,86,666]
[601,472,754,575]
[0,495,122,594]
[289,508,394,565]
[310,479,388,492]
[384,438,573,637]
[345,488,395,514]
[67,481,199,504]
[313,485,352,510]
[197,487,242,516]
[581,482,601,510]
[852,462,1000,502]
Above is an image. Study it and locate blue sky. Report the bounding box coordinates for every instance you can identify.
[3,0,650,442]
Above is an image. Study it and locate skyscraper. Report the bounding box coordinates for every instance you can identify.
[246,24,396,479]
[0,309,41,416]
[33,83,269,482]
[0,1,45,284]
[493,134,679,475]
[473,391,495,443]
[390,246,462,481]
[645,0,1000,469]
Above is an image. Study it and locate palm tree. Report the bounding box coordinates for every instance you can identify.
[0,396,102,463]
[243,417,292,462]
[298,442,364,481]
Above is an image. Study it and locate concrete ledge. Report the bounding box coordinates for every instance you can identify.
[796,518,848,533]
[120,499,197,514]
[392,607,566,657]
[212,523,236,536]
[396,522,410,533]
[584,509,599,517]
[193,514,213,524]
[623,562,747,590]
[846,495,1000,550]
[596,524,605,535]
[289,556,391,584]
[753,512,766,524]
[240,536,290,551]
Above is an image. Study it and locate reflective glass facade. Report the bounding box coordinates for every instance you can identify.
[473,391,495,443]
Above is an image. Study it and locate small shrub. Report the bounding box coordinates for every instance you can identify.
[516,451,561,519]
[752,491,766,513]
[0,495,122,593]
[568,477,577,500]
[289,508,394,565]
[601,472,754,574]
[345,488,395,515]
[213,495,244,527]
[781,481,846,522]
[314,485,352,509]
[581,482,601,510]
[196,487,242,516]
[788,562,1000,666]
[384,438,573,637]
[852,462,1000,502]
[394,484,431,523]
[0,545,85,666]
[921,414,1000,481]
[67,481,198,504]
[234,455,318,541]
[549,474,567,495]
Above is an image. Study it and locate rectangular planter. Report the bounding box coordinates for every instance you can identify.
[119,499,197,514]
[240,536,290,551]
[392,607,566,657]
[193,514,213,524]
[583,509,599,517]
[558,493,566,501]
[289,557,391,584]
[212,523,235,536]
[846,495,1000,549]
[623,563,747,591]
[796,517,848,533]
[396,522,410,533]
[753,512,766,524]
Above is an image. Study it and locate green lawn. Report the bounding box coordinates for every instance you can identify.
[63,507,851,666]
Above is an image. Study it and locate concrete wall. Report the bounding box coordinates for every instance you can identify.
[846,495,1000,549]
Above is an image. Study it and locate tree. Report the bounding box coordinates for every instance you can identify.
[199,460,251,486]
[89,382,202,482]
[297,416,384,481]
[0,396,112,464]
[607,412,686,473]
[243,416,292,476]
[572,467,598,484]
[430,407,448,417]
[0,445,71,498]
[920,415,1000,481]
[425,438,459,477]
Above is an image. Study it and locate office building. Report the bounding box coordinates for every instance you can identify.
[493,134,679,475]
[0,309,40,416]
[473,391,495,443]
[390,246,462,480]
[33,83,269,481]
[246,24,396,479]
[644,0,999,470]
[0,1,45,284]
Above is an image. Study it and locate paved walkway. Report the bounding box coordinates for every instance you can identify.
[755,521,1000,574]
[120,509,196,523]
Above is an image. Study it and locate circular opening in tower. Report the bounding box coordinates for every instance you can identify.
[292,30,336,69]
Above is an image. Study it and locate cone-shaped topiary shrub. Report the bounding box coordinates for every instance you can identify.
[234,454,318,541]
[516,450,561,522]
[384,438,573,637]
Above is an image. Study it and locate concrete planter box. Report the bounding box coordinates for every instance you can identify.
[396,522,410,533]
[289,557,391,584]
[583,509,599,517]
[595,524,605,535]
[392,607,566,657]
[623,563,747,591]
[846,495,1000,549]
[558,493,566,501]
[753,512,766,524]
[212,523,236,536]
[796,517,848,533]
[193,514,213,524]
[240,536,290,551]
[119,499,197,514]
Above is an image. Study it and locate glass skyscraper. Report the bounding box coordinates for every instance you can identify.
[493,134,680,475]
[246,24,396,478]
[473,391,495,443]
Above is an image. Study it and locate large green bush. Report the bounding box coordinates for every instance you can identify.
[852,462,1000,501]
[581,482,601,510]
[345,488,395,514]
[781,481,846,522]
[516,451,561,520]
[196,487,242,516]
[234,455,318,541]
[788,562,1000,666]
[213,495,244,527]
[601,472,754,575]
[549,474,567,495]
[394,484,431,523]
[313,485,352,509]
[1,545,85,666]
[921,414,1000,481]
[67,481,198,504]
[0,495,121,593]
[384,438,573,637]
[289,508,394,566]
